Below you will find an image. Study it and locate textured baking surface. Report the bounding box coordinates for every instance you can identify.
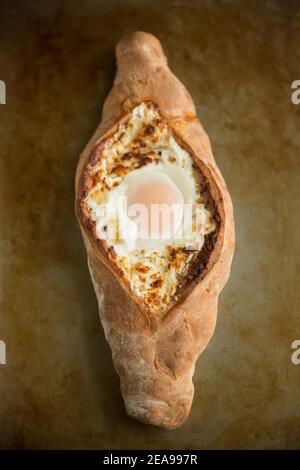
[0,0,299,448]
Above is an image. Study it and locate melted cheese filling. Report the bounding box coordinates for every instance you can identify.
[86,102,216,314]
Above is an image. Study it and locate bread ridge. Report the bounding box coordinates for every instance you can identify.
[75,31,235,429]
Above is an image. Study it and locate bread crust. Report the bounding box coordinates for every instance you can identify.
[75,32,235,429]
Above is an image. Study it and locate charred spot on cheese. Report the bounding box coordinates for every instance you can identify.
[83,101,217,316]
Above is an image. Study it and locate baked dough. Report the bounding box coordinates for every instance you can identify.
[75,32,235,429]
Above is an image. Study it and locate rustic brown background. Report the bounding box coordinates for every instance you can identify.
[0,0,299,449]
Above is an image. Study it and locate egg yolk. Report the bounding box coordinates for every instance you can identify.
[127,172,184,242]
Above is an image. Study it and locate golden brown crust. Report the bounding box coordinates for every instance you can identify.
[75,32,235,429]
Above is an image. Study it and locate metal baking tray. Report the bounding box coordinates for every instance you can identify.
[0,0,299,449]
